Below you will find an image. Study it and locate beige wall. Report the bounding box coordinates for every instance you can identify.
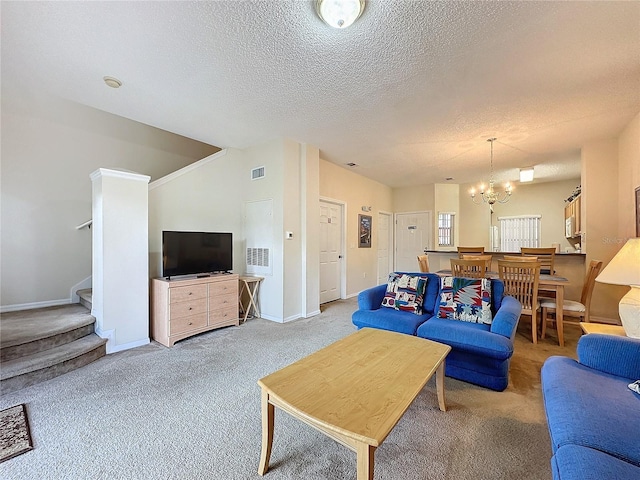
[582,140,623,321]
[148,150,246,279]
[458,182,493,248]
[457,179,580,251]
[434,184,460,250]
[393,184,435,213]
[580,111,640,323]
[618,112,640,240]
[300,145,321,317]
[319,160,393,297]
[149,140,321,323]
[1,94,218,308]
[490,179,580,251]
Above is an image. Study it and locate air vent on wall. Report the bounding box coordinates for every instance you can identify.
[251,166,265,180]
[247,247,270,267]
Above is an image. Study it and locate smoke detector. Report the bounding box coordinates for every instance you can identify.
[103,76,122,88]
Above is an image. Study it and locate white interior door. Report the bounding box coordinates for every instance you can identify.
[377,212,393,284]
[319,200,342,304]
[395,212,432,272]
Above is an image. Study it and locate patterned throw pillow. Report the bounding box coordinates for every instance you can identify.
[381,273,428,315]
[438,276,493,324]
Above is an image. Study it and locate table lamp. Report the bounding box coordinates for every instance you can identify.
[595,238,640,338]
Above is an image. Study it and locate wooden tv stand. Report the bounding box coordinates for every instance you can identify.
[150,273,239,347]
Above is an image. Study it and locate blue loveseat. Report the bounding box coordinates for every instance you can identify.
[541,334,640,480]
[352,273,522,391]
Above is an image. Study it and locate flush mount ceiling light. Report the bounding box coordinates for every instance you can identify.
[316,0,365,28]
[103,76,122,88]
[519,167,535,183]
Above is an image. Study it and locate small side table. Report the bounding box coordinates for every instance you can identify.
[580,322,627,336]
[239,275,264,323]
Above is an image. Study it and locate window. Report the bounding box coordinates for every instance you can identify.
[498,215,541,252]
[438,212,455,246]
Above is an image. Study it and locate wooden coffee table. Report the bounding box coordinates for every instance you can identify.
[580,322,627,336]
[257,327,451,480]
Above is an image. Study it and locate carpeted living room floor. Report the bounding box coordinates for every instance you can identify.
[0,297,579,480]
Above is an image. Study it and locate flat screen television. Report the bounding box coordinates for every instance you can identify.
[162,231,232,278]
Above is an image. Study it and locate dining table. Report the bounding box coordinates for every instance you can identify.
[436,270,569,344]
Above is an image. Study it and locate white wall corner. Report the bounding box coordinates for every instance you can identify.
[94,327,114,353]
[90,168,151,183]
[148,149,228,190]
[260,314,285,323]
[70,276,92,303]
[108,337,150,354]
[94,326,150,354]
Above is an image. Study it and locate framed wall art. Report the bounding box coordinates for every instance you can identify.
[359,214,372,248]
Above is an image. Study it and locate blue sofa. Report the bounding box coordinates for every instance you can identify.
[352,273,522,391]
[541,334,640,480]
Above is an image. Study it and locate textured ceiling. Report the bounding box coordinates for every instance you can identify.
[2,1,639,188]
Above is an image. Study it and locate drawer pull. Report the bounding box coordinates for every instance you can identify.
[188,322,193,325]
[189,292,193,295]
[189,307,193,310]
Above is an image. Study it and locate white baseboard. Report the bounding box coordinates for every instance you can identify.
[70,276,92,303]
[108,338,150,354]
[345,292,359,299]
[95,326,149,354]
[0,298,71,313]
[304,310,321,318]
[260,313,301,323]
[2,275,92,312]
[260,314,284,323]
[94,327,114,352]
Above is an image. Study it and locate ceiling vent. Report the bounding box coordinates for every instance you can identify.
[251,166,265,180]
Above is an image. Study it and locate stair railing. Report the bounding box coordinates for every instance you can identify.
[76,219,92,230]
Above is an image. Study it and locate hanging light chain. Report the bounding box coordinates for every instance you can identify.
[470,137,512,206]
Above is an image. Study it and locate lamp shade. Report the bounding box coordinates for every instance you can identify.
[596,238,640,286]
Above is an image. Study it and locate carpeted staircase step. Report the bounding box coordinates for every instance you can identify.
[0,334,107,394]
[1,304,96,362]
[77,288,92,311]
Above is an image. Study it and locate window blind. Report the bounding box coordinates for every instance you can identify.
[498,215,541,252]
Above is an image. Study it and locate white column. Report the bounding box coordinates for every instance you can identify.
[91,168,151,353]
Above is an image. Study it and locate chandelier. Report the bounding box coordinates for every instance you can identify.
[470,138,512,208]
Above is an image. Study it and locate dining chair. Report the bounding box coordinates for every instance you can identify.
[498,260,541,343]
[521,247,556,275]
[450,258,486,279]
[457,246,485,258]
[416,254,430,273]
[461,254,492,272]
[540,260,603,347]
[502,255,538,262]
